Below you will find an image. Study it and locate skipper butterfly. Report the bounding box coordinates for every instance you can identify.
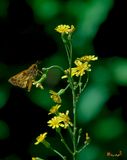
[8,64,38,92]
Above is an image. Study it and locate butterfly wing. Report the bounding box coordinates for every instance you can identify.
[8,63,38,91]
[8,70,29,88]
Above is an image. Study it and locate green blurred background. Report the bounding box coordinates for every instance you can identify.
[0,0,127,159]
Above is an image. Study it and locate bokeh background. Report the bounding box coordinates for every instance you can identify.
[0,0,127,159]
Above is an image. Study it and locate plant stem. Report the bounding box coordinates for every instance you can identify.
[58,131,73,155]
[45,65,64,73]
[67,126,73,142]
[62,34,77,160]
[77,142,89,153]
[50,146,66,160]
[78,76,82,94]
[64,44,71,66]
[76,128,82,147]
[81,73,89,92]
[68,41,77,160]
[72,86,77,160]
[65,41,77,160]
[63,84,70,93]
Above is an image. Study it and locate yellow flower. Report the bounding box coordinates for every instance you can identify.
[61,68,77,79]
[47,116,64,129]
[32,157,44,160]
[62,60,91,78]
[78,55,98,62]
[49,90,62,103]
[58,110,73,129]
[84,132,90,144]
[48,111,72,129]
[48,104,61,115]
[33,82,44,90]
[55,24,75,34]
[73,60,91,77]
[34,132,47,145]
[85,132,90,140]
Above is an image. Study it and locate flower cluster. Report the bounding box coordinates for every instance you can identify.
[48,110,72,129]
[8,24,99,160]
[62,55,98,79]
[48,89,72,129]
[33,88,73,159]
[31,25,98,160]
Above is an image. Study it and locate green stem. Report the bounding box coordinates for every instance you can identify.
[33,74,47,85]
[77,142,89,153]
[68,42,77,160]
[72,87,77,160]
[64,42,73,88]
[50,146,66,160]
[78,76,82,94]
[57,84,70,97]
[76,128,82,147]
[63,34,77,160]
[64,44,71,66]
[66,41,77,160]
[81,73,89,92]
[44,65,64,73]
[58,131,73,155]
[68,41,72,71]
[67,126,73,142]
[63,84,70,93]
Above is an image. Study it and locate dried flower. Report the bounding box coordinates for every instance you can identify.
[49,90,62,103]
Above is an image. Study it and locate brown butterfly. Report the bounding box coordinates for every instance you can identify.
[8,63,38,92]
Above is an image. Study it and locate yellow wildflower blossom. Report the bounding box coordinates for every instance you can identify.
[61,68,77,79]
[55,24,75,34]
[48,111,72,129]
[32,158,36,160]
[34,132,47,145]
[59,110,73,129]
[78,55,98,62]
[62,60,91,78]
[48,104,61,115]
[49,90,62,103]
[73,60,91,77]
[47,116,64,129]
